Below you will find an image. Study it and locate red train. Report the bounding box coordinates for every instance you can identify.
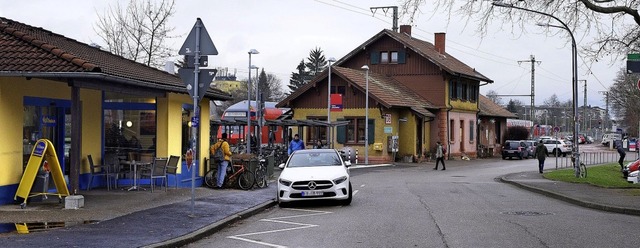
[217,101,286,145]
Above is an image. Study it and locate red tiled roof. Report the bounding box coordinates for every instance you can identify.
[336,29,492,83]
[278,66,436,118]
[478,94,517,118]
[0,17,230,100]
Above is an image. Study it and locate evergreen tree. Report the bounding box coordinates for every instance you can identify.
[287,60,309,95]
[305,47,327,77]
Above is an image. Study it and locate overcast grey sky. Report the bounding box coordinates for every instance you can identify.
[0,0,622,108]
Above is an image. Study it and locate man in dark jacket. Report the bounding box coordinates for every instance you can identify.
[535,142,549,173]
[617,142,626,170]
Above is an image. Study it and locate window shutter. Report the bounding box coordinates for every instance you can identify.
[337,118,346,144]
[398,50,406,64]
[368,118,375,144]
[370,51,379,65]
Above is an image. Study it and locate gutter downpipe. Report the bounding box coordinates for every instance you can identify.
[446,76,456,160]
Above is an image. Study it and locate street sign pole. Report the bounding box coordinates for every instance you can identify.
[179,18,218,216]
[189,20,201,215]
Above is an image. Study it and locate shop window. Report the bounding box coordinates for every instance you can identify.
[469,120,475,142]
[336,118,374,144]
[103,93,157,160]
[306,116,327,144]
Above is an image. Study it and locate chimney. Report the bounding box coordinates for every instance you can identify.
[399,25,411,36]
[434,33,446,54]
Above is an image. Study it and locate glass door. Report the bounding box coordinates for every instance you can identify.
[23,97,70,176]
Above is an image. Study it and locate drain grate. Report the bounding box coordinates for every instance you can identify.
[501,211,554,216]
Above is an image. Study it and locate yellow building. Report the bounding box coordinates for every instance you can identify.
[0,17,231,205]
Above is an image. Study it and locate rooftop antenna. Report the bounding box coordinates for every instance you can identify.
[370,6,398,32]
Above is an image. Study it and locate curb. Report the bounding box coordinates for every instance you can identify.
[144,199,277,248]
[498,176,640,217]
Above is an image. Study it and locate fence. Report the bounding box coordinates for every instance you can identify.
[550,150,640,169]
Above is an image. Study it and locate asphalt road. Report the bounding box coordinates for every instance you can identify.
[185,154,640,248]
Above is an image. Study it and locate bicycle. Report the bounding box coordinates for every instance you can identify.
[254,157,268,188]
[571,156,587,178]
[204,160,255,190]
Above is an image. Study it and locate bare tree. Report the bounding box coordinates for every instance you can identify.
[256,69,286,102]
[609,67,640,135]
[399,1,640,62]
[94,0,177,69]
[485,90,503,105]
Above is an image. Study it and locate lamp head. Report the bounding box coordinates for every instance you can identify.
[328,57,336,63]
[250,65,259,69]
[361,65,369,70]
[249,49,259,54]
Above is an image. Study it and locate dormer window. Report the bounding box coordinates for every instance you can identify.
[371,50,406,64]
[391,52,398,63]
[380,52,389,63]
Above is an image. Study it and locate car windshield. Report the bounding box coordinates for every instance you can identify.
[507,142,520,149]
[287,152,342,168]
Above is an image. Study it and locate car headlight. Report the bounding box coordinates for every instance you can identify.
[333,176,348,185]
[278,178,292,187]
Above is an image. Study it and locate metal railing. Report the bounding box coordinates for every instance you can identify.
[551,150,639,169]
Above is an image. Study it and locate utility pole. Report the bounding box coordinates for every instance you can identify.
[579,80,587,134]
[599,91,609,131]
[518,55,541,138]
[370,6,398,32]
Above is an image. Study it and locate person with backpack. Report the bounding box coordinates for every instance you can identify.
[210,133,232,189]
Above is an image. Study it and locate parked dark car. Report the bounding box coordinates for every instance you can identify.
[502,140,529,160]
[521,140,537,158]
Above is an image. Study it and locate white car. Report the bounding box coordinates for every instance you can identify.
[542,139,571,157]
[277,149,352,207]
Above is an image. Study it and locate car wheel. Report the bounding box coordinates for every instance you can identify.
[342,182,352,206]
[519,154,523,160]
[502,156,506,160]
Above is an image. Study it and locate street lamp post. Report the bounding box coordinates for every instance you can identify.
[251,65,260,154]
[361,65,370,165]
[247,49,259,154]
[493,2,581,177]
[327,57,336,148]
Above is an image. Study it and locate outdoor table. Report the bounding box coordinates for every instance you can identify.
[120,160,151,191]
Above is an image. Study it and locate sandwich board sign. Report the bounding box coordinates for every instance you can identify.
[15,139,69,208]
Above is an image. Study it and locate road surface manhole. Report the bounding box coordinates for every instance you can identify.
[501,211,554,216]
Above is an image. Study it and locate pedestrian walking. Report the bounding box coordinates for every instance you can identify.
[210,133,232,189]
[535,142,548,173]
[433,141,446,170]
[617,142,626,170]
[288,134,305,155]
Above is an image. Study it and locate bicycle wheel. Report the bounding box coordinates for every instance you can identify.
[204,169,218,188]
[255,165,267,188]
[580,162,587,178]
[237,169,255,190]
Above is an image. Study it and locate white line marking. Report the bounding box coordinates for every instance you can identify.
[227,236,287,248]
[226,208,332,247]
[353,189,359,196]
[360,184,365,188]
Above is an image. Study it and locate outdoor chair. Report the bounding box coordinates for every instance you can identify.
[87,154,118,190]
[140,157,168,192]
[165,155,180,189]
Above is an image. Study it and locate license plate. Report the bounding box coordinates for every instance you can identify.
[301,191,323,197]
[508,151,514,153]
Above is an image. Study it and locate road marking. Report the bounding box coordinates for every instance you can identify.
[226,208,332,248]
[353,189,359,196]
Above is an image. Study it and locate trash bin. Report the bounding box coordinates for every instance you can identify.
[267,151,275,177]
[30,171,50,202]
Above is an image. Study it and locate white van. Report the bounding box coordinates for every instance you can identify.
[602,133,622,146]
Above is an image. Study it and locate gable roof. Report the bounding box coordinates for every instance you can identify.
[0,17,231,100]
[478,95,517,118]
[278,66,436,118]
[335,29,492,83]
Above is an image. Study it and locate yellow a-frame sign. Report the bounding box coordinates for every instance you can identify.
[14,139,69,208]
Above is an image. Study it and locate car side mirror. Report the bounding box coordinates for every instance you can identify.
[278,163,285,170]
[344,161,351,167]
